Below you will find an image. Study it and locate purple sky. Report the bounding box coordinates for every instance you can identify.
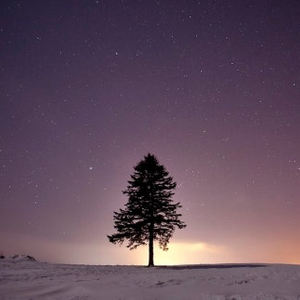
[1,0,300,265]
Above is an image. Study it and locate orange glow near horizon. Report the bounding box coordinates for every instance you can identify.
[120,241,230,266]
[2,230,300,266]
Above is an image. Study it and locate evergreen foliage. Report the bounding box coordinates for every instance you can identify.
[108,153,186,266]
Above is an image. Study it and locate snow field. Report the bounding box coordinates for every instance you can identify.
[1,259,300,299]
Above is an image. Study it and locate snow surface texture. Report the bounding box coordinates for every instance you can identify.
[1,259,300,299]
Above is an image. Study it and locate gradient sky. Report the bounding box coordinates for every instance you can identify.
[1,0,300,265]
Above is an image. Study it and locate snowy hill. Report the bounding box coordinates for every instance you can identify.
[0,260,300,299]
[1,255,36,262]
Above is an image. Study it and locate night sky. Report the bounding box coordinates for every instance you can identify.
[1,0,300,265]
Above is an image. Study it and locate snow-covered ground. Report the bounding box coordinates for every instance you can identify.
[1,257,300,299]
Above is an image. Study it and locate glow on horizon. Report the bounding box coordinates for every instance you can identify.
[2,229,300,266]
[139,242,229,266]
[71,241,229,266]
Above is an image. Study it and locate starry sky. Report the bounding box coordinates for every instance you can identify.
[1,0,300,265]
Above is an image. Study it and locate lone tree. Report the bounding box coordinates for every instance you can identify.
[108,153,186,267]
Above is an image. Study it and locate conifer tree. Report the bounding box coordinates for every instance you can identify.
[108,153,186,267]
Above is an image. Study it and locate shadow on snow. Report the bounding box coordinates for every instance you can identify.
[156,263,267,270]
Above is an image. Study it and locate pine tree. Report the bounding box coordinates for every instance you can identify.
[107,153,186,267]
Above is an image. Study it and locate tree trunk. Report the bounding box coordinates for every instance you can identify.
[148,221,154,267]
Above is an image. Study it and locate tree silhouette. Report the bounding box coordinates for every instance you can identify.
[108,153,186,267]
